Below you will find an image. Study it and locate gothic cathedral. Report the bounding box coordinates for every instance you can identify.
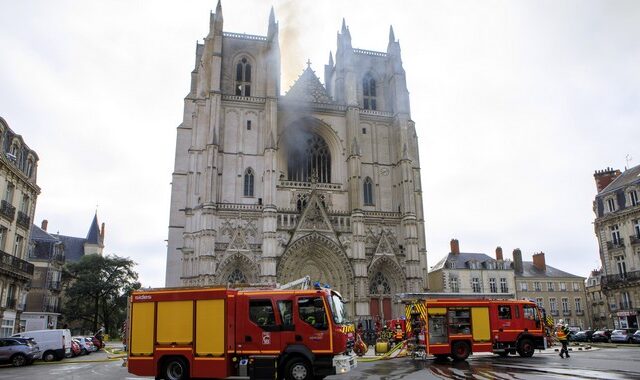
[165,2,427,318]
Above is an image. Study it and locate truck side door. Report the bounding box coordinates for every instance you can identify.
[294,296,332,353]
[236,297,281,354]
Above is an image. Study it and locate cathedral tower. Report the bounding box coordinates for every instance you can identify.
[166,3,427,318]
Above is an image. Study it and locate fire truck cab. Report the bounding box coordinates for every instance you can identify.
[405,297,547,361]
[127,285,357,380]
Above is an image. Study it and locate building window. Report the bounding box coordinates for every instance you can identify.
[0,226,6,251]
[621,292,632,309]
[4,183,14,203]
[562,298,569,313]
[449,276,459,293]
[20,195,29,213]
[472,278,481,293]
[500,278,508,293]
[534,282,541,292]
[489,278,497,293]
[536,298,544,309]
[362,128,367,134]
[13,235,23,258]
[0,318,14,337]
[228,269,246,284]
[362,74,377,110]
[26,160,34,178]
[606,197,616,213]
[549,298,557,312]
[634,219,640,239]
[547,282,554,291]
[615,255,627,277]
[611,224,621,245]
[286,132,331,183]
[369,272,391,294]
[575,298,582,312]
[520,282,528,291]
[246,120,252,131]
[572,282,580,292]
[363,177,374,205]
[630,189,639,207]
[243,168,254,197]
[559,282,567,291]
[235,57,252,96]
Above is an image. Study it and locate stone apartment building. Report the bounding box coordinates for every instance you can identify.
[165,2,427,318]
[585,269,608,329]
[512,250,590,329]
[593,165,640,329]
[0,117,40,337]
[428,239,515,298]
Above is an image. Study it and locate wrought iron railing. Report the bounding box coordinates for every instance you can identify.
[16,211,30,228]
[0,200,15,221]
[0,249,34,276]
[606,238,625,250]
[630,235,640,245]
[602,270,640,287]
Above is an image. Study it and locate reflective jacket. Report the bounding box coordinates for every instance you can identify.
[556,328,567,341]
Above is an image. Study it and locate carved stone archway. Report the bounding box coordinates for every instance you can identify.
[277,232,355,312]
[368,255,406,318]
[215,252,259,285]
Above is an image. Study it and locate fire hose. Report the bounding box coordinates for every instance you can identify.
[357,340,409,362]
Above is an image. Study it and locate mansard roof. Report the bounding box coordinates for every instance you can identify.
[284,66,333,104]
[599,163,640,195]
[30,224,59,242]
[430,252,504,272]
[515,261,584,279]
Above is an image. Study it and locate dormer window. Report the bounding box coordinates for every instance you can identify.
[362,74,376,110]
[629,189,639,207]
[235,57,251,96]
[606,197,616,213]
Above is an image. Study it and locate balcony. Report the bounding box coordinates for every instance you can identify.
[562,310,572,316]
[602,270,640,287]
[0,200,15,221]
[551,310,559,316]
[630,235,640,246]
[606,238,625,250]
[0,249,34,278]
[575,310,585,316]
[16,211,30,229]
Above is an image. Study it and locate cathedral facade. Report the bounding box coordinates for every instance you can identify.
[165,2,427,318]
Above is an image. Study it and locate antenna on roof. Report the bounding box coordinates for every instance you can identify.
[625,154,633,170]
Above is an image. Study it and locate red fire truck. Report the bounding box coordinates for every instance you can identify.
[404,297,547,361]
[127,285,357,380]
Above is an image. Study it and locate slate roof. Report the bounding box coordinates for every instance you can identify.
[430,252,500,272]
[30,224,59,242]
[284,66,333,103]
[599,163,640,195]
[86,213,101,244]
[56,235,86,263]
[515,261,584,279]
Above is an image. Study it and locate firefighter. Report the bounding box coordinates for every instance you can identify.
[556,323,570,358]
[394,323,404,343]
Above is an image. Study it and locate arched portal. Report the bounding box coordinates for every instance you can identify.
[368,256,406,319]
[277,232,355,314]
[215,253,259,285]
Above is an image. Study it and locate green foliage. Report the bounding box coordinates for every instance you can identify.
[62,254,140,335]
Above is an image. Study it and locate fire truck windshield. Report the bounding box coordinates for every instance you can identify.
[329,292,348,324]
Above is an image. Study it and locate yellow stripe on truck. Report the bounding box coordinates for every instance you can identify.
[131,302,155,355]
[196,299,225,356]
[157,301,193,345]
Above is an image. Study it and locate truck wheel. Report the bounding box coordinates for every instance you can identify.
[450,341,470,361]
[517,338,535,357]
[284,357,311,380]
[42,350,56,362]
[11,353,27,367]
[162,358,189,380]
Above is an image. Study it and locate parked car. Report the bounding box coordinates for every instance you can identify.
[630,330,640,344]
[84,337,97,352]
[570,331,589,342]
[72,337,89,355]
[68,339,81,357]
[591,330,612,342]
[0,337,40,367]
[610,329,637,343]
[12,328,72,361]
[91,335,104,350]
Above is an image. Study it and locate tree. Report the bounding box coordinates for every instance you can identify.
[62,254,140,336]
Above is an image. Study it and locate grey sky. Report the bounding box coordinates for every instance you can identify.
[1,1,638,287]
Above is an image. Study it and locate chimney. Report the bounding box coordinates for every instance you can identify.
[450,239,460,255]
[594,167,622,193]
[495,246,503,261]
[532,252,546,272]
[512,248,523,274]
[41,219,48,231]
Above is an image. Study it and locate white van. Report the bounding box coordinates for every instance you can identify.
[12,329,72,361]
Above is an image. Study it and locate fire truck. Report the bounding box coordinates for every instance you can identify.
[403,296,547,361]
[127,284,357,380]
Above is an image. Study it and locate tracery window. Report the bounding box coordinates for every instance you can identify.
[363,74,377,110]
[228,269,247,284]
[287,133,331,183]
[369,271,391,294]
[363,177,374,205]
[244,168,254,197]
[235,57,252,96]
